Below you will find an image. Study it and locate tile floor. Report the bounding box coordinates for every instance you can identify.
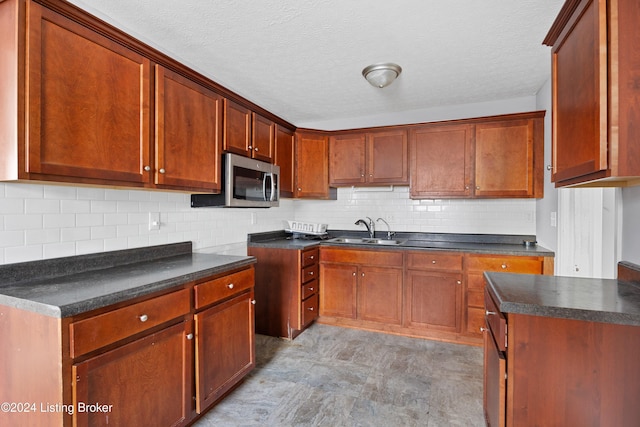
[195,323,485,427]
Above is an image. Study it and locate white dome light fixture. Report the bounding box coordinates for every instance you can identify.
[362,63,402,88]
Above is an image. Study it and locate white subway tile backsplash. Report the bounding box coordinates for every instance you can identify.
[0,182,535,264]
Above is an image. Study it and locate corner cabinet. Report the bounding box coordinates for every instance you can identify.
[223,99,275,163]
[544,0,640,187]
[294,130,336,199]
[410,112,544,199]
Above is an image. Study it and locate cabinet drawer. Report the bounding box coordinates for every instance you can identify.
[70,288,190,358]
[194,268,254,310]
[406,252,462,271]
[302,247,319,267]
[320,247,403,267]
[484,288,507,351]
[302,279,318,300]
[466,255,543,274]
[302,293,319,327]
[301,263,319,284]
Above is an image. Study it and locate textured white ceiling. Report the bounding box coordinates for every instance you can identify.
[66,0,564,130]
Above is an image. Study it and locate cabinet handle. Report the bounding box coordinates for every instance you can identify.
[186,333,194,340]
[480,327,489,333]
[138,314,148,322]
[486,310,496,316]
[501,264,507,269]
[251,300,256,305]
[159,168,166,174]
[144,165,151,172]
[227,283,234,289]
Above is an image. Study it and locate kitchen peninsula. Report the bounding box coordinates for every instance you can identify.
[483,262,640,426]
[0,242,256,426]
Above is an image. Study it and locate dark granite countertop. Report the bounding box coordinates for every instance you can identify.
[485,271,640,326]
[248,230,555,257]
[0,242,255,318]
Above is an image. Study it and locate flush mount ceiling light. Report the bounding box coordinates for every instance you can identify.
[362,63,402,88]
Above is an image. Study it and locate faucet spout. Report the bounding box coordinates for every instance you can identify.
[355,217,375,238]
[376,218,395,240]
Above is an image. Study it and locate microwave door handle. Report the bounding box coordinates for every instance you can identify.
[262,174,268,201]
[269,173,276,201]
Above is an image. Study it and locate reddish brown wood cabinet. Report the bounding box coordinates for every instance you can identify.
[409,112,544,199]
[0,266,255,427]
[249,245,319,339]
[294,131,336,199]
[274,125,296,197]
[544,0,640,187]
[156,66,223,191]
[223,99,275,163]
[329,129,408,186]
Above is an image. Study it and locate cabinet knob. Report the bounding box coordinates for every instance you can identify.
[361,273,365,277]
[310,255,315,260]
[297,187,302,191]
[486,310,496,316]
[186,333,194,340]
[254,147,259,151]
[144,165,151,172]
[501,264,507,269]
[353,272,356,276]
[308,307,314,311]
[432,260,436,264]
[547,164,553,171]
[480,327,489,333]
[309,287,314,291]
[159,168,166,174]
[227,283,234,289]
[138,314,148,322]
[251,299,256,305]
[456,280,461,285]
[476,186,480,190]
[248,145,253,150]
[309,271,314,276]
[465,185,470,190]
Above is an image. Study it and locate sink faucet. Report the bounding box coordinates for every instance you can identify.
[355,217,375,238]
[376,218,395,240]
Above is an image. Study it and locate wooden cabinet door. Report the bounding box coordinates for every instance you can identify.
[72,321,193,427]
[275,125,295,197]
[319,263,357,319]
[483,325,506,427]
[358,266,403,325]
[410,124,473,198]
[551,0,608,184]
[27,3,152,184]
[223,99,251,156]
[368,130,409,184]
[329,133,367,185]
[295,131,332,198]
[251,113,275,162]
[194,291,255,414]
[474,119,535,198]
[405,270,461,332]
[155,66,222,191]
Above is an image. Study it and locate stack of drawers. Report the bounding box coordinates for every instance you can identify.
[300,247,319,328]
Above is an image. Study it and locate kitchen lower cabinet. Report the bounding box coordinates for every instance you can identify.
[464,254,545,338]
[72,321,193,427]
[249,245,319,339]
[194,291,255,413]
[319,248,403,324]
[404,252,463,333]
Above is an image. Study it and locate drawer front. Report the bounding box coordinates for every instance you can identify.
[70,288,190,358]
[302,279,318,300]
[406,252,463,271]
[301,263,319,284]
[320,247,403,267]
[302,247,319,267]
[466,255,543,273]
[194,267,254,310]
[467,272,486,290]
[466,306,485,336]
[302,293,319,327]
[484,288,507,351]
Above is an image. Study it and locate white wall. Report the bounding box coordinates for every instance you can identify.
[622,186,640,264]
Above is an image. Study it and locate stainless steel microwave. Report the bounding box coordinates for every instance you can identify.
[191,153,279,208]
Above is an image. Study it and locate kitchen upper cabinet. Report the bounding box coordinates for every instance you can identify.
[18,1,152,185]
[251,113,276,162]
[155,66,222,191]
[544,0,640,188]
[329,129,408,186]
[410,124,474,198]
[294,131,336,199]
[274,125,296,197]
[409,112,544,199]
[223,99,275,162]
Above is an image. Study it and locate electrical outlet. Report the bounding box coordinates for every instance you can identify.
[550,211,557,227]
[149,212,160,230]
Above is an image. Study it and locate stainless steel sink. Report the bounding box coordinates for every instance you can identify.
[327,237,406,246]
